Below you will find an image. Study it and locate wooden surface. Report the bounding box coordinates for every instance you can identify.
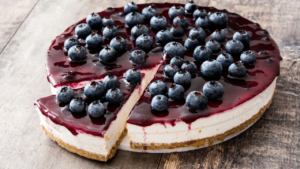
[0,0,299,168]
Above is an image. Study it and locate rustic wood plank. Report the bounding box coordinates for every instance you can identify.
[158,0,300,168]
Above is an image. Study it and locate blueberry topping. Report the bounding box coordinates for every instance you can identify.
[150,15,167,30]
[103,74,120,90]
[156,29,173,46]
[186,91,208,110]
[233,30,250,46]
[173,15,188,28]
[193,46,212,63]
[56,86,74,103]
[102,16,115,27]
[88,100,105,118]
[203,81,224,100]
[225,40,244,56]
[184,37,199,50]
[86,12,102,29]
[164,64,179,78]
[84,81,106,99]
[136,34,153,51]
[195,16,209,29]
[69,97,86,114]
[181,61,197,74]
[193,7,207,19]
[75,23,92,38]
[201,59,223,78]
[124,2,138,14]
[110,36,127,52]
[68,45,87,61]
[103,25,118,39]
[163,41,185,59]
[174,70,192,85]
[99,46,117,62]
[105,88,123,104]
[168,84,185,100]
[216,53,234,68]
[151,95,169,111]
[125,68,142,83]
[168,5,185,19]
[170,56,184,68]
[85,33,103,49]
[142,5,157,20]
[228,61,247,77]
[131,24,149,39]
[64,38,80,51]
[209,12,228,29]
[130,50,147,64]
[205,40,221,52]
[125,12,144,27]
[211,29,226,42]
[185,0,197,13]
[149,80,168,95]
[170,24,184,37]
[189,27,206,42]
[240,50,256,64]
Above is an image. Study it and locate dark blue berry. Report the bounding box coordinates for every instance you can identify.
[99,46,117,62]
[124,2,138,14]
[130,50,147,64]
[68,45,87,61]
[181,61,197,74]
[56,86,74,103]
[156,29,173,46]
[210,29,226,42]
[84,81,106,99]
[164,64,179,78]
[228,61,247,77]
[103,25,118,39]
[102,16,115,27]
[173,15,188,28]
[150,15,167,30]
[170,24,184,37]
[209,12,228,29]
[163,41,185,59]
[189,27,206,42]
[75,24,91,39]
[86,12,102,29]
[136,34,153,51]
[64,38,80,51]
[142,5,157,20]
[125,12,144,27]
[225,40,244,56]
[216,53,234,68]
[88,100,105,118]
[193,7,207,19]
[240,50,256,64]
[110,36,127,52]
[186,91,207,110]
[233,30,250,46]
[203,81,224,100]
[69,97,86,114]
[195,16,209,29]
[131,24,149,39]
[174,70,192,85]
[168,5,185,19]
[185,0,197,13]
[151,95,169,111]
[85,33,103,49]
[105,88,123,104]
[205,40,221,52]
[149,80,168,95]
[193,46,212,63]
[170,56,184,68]
[103,74,120,90]
[125,68,142,83]
[184,37,199,50]
[168,84,185,100]
[201,59,223,78]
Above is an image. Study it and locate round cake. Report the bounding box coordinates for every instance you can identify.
[35,2,281,161]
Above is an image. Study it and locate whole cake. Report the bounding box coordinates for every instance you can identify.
[35,2,281,161]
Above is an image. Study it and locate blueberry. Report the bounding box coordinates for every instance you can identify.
[168,5,185,19]
[240,50,256,64]
[184,37,199,50]
[185,0,197,13]
[170,24,184,37]
[216,53,234,68]
[130,50,147,64]
[233,30,250,46]
[150,15,167,30]
[151,95,169,111]
[85,33,103,49]
[64,38,80,51]
[168,84,185,100]
[124,2,138,14]
[209,12,228,29]
[84,81,106,99]
[170,56,184,68]
[201,59,223,78]
[186,91,208,110]
[125,68,142,83]
[173,15,188,29]
[103,74,120,90]
[69,97,86,114]
[156,29,173,46]
[103,25,118,39]
[189,27,206,42]
[131,24,149,39]
[164,64,179,78]
[56,86,74,103]
[142,5,157,20]
[75,24,92,39]
[105,88,123,104]
[149,80,168,95]
[210,29,226,42]
[164,42,185,59]
[99,46,117,62]
[193,46,212,63]
[86,12,102,29]
[203,81,224,100]
[181,61,197,74]
[136,34,153,51]
[205,40,221,52]
[195,16,209,29]
[228,61,247,77]
[102,16,115,27]
[88,100,105,118]
[193,7,207,19]
[225,40,244,56]
[174,70,192,85]
[68,45,87,61]
[125,12,144,27]
[110,36,127,52]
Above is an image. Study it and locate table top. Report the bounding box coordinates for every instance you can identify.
[1,0,299,168]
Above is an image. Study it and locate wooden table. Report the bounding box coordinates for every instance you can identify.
[1,0,299,168]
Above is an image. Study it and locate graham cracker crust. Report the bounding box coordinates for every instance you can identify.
[130,90,276,150]
[41,125,127,162]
